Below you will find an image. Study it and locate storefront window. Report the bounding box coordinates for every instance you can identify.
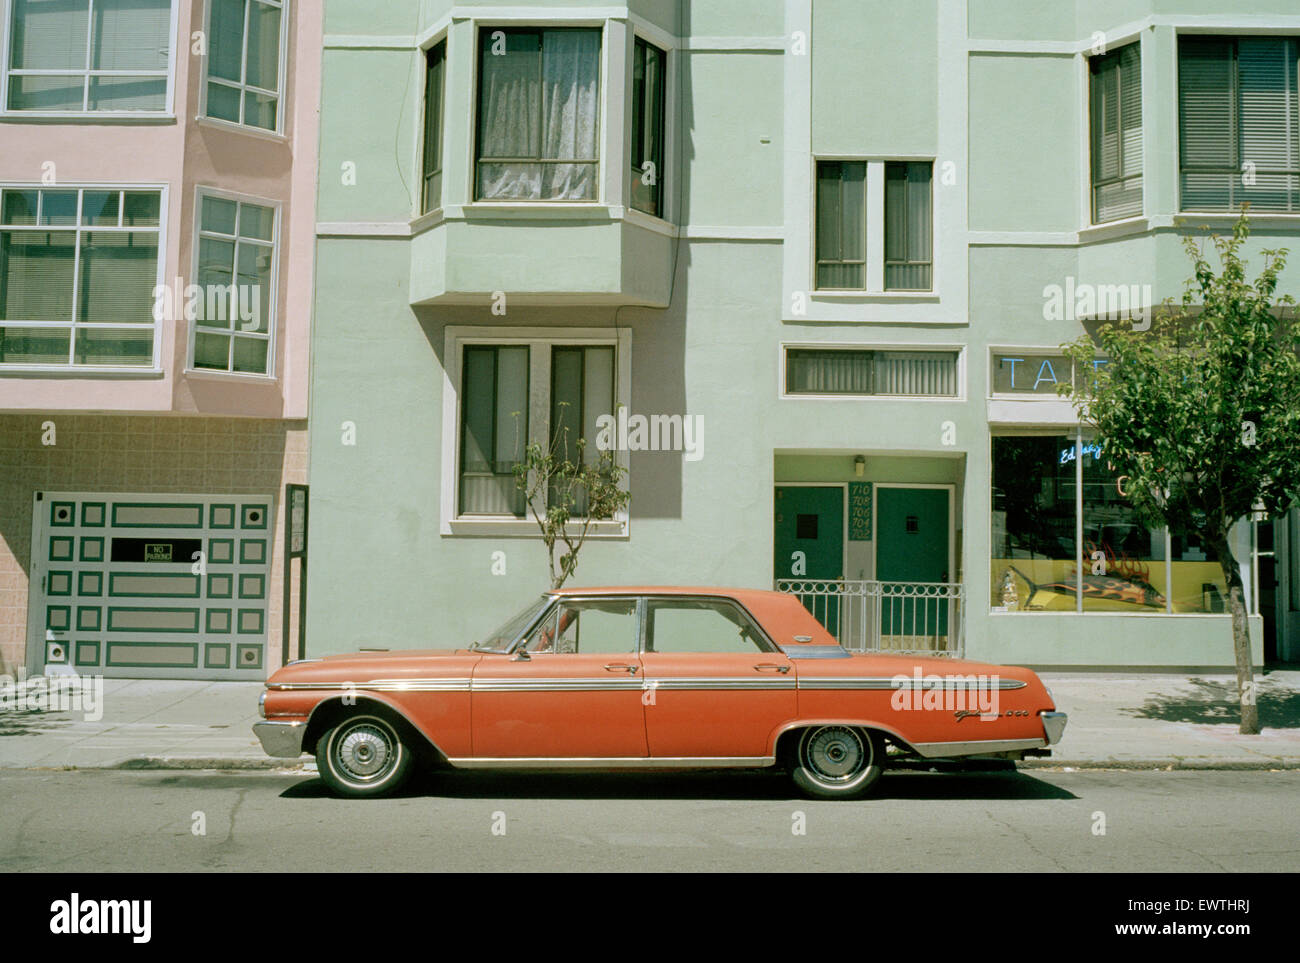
[1169,528,1228,613]
[1080,436,1166,612]
[990,435,1078,611]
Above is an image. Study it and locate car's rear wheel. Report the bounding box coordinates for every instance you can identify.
[790,725,885,800]
[317,714,412,798]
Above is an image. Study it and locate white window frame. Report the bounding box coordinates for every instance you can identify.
[466,18,610,207]
[779,342,966,403]
[0,0,179,119]
[0,181,167,374]
[186,185,281,380]
[441,324,632,537]
[810,157,938,298]
[197,0,290,137]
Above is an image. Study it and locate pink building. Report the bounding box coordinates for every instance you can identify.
[0,0,320,679]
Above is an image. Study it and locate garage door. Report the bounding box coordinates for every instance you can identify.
[29,492,275,680]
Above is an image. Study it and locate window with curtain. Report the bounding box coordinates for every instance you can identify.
[204,0,284,131]
[6,0,172,111]
[0,187,160,366]
[1090,44,1143,223]
[884,162,932,290]
[1179,36,1300,212]
[475,27,602,200]
[460,345,530,515]
[421,41,446,213]
[630,37,666,217]
[191,193,275,375]
[815,161,866,289]
[551,345,614,516]
[785,348,958,397]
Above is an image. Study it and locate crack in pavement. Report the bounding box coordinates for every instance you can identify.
[983,810,1071,871]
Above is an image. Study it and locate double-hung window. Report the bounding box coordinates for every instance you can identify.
[5,0,173,112]
[629,37,666,217]
[0,186,161,367]
[456,338,618,519]
[460,345,530,515]
[191,192,276,375]
[1089,44,1143,222]
[421,41,446,213]
[815,160,933,291]
[1179,36,1300,212]
[475,27,602,200]
[203,0,286,132]
[883,162,933,290]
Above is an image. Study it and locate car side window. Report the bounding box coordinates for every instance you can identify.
[644,600,768,654]
[523,599,639,655]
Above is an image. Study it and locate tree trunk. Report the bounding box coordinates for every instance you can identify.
[1209,532,1260,735]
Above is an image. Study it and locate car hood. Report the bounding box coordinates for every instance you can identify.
[267,648,482,687]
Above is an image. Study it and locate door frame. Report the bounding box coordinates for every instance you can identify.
[872,483,956,584]
[773,482,848,580]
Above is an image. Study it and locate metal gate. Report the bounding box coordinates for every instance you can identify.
[28,492,275,680]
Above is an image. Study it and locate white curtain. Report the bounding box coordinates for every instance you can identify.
[478,30,600,200]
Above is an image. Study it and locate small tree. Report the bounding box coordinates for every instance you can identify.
[513,423,629,590]
[1060,212,1300,734]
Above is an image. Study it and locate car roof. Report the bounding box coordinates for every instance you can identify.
[545,586,840,647]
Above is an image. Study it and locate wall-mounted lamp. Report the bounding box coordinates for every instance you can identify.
[854,455,866,477]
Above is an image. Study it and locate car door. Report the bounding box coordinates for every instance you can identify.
[470,596,647,758]
[639,596,796,759]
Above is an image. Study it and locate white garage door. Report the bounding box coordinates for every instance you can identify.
[28,492,275,680]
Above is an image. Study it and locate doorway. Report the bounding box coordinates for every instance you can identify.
[875,486,953,640]
[773,485,844,632]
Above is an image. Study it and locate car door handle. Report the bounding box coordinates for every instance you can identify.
[755,663,790,674]
[604,663,639,673]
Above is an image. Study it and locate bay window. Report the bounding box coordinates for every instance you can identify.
[203,0,286,132]
[629,37,665,217]
[1089,43,1143,223]
[5,0,173,112]
[0,187,161,368]
[1179,36,1300,212]
[475,27,602,201]
[421,41,446,213]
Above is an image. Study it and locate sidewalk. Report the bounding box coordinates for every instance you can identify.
[1,672,1298,771]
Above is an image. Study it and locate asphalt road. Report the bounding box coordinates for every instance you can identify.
[2,767,1297,872]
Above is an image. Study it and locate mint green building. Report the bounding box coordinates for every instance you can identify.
[306,0,1300,669]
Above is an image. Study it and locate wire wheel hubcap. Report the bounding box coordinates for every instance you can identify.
[804,726,869,782]
[334,722,395,781]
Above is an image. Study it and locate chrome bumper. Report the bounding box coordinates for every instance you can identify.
[253,720,307,758]
[1040,710,1068,745]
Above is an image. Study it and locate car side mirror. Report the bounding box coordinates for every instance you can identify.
[512,648,531,662]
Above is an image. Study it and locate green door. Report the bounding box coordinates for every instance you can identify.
[876,487,949,639]
[774,486,843,635]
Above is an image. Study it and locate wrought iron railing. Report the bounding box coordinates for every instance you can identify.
[774,579,965,657]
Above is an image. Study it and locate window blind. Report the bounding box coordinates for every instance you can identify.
[1091,44,1143,222]
[786,349,958,397]
[1180,36,1300,212]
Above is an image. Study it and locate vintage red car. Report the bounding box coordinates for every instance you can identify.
[254,586,1067,799]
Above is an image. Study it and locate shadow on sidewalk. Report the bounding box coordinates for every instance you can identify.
[1123,677,1300,728]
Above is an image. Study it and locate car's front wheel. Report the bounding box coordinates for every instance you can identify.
[790,725,885,800]
[317,714,412,798]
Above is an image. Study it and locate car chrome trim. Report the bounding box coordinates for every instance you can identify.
[778,645,852,659]
[446,755,777,770]
[253,720,307,757]
[911,738,1047,758]
[798,677,1027,690]
[1040,710,1068,745]
[472,678,647,692]
[643,677,797,690]
[272,676,803,693]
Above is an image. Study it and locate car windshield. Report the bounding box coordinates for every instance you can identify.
[470,596,551,653]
